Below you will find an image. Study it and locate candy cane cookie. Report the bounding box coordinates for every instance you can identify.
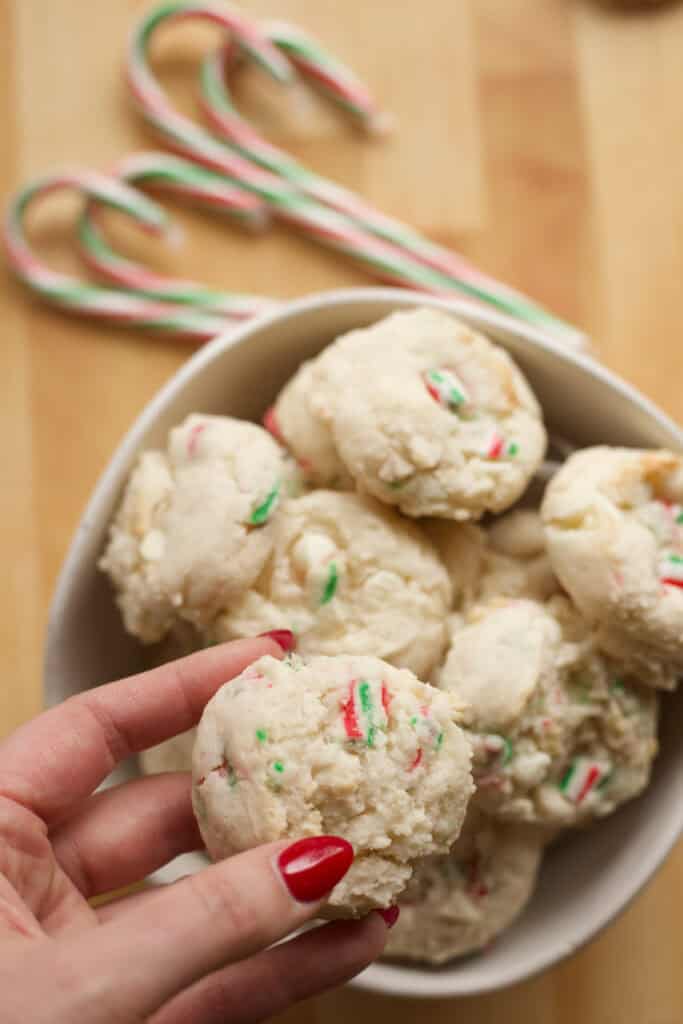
[100,414,287,641]
[542,447,683,689]
[192,654,473,916]
[437,596,659,826]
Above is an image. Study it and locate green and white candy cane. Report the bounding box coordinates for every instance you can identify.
[3,168,227,339]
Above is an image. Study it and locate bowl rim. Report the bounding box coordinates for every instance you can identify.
[44,286,683,998]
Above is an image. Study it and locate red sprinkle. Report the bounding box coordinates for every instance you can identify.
[186,422,206,457]
[381,683,392,717]
[341,680,362,740]
[576,764,601,805]
[487,434,504,460]
[409,748,423,772]
[661,577,683,589]
[263,406,283,442]
[426,382,441,404]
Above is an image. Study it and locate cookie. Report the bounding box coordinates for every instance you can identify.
[100,414,287,642]
[192,654,473,917]
[209,490,452,677]
[266,353,353,489]
[542,446,683,688]
[383,809,542,964]
[427,508,559,611]
[329,309,547,518]
[437,596,659,825]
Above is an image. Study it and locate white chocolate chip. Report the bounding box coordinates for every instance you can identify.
[139,529,166,561]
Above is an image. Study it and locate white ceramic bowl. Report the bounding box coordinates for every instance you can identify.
[45,288,683,998]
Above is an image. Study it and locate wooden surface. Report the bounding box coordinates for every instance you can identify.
[2,0,683,1021]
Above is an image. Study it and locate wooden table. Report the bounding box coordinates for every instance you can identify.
[3,1,683,1020]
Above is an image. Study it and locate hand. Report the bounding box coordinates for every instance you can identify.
[0,637,391,1023]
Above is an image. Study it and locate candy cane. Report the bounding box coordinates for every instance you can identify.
[558,757,610,804]
[3,170,228,339]
[128,2,584,343]
[77,152,276,318]
[197,19,584,344]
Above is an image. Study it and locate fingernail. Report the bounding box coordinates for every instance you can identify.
[377,906,400,929]
[258,629,295,653]
[278,836,354,903]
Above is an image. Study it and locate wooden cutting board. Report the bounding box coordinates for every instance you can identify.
[2,1,682,1021]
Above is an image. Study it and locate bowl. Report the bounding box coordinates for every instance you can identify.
[44,287,683,998]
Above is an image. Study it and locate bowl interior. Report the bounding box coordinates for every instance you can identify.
[44,288,683,998]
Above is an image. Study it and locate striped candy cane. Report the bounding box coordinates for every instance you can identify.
[3,170,229,339]
[196,18,584,344]
[77,152,276,318]
[128,2,585,345]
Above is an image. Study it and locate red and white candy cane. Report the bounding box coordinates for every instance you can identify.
[199,23,583,342]
[3,169,229,340]
[77,152,276,319]
[127,1,585,343]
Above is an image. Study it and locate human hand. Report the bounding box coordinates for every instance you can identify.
[0,636,392,1023]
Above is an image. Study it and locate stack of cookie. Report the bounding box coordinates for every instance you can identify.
[100,308,682,962]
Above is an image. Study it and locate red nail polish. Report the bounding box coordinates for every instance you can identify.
[258,629,296,653]
[278,836,354,903]
[377,906,400,929]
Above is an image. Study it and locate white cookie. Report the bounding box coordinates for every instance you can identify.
[192,654,473,917]
[427,508,559,611]
[542,447,683,689]
[209,491,452,678]
[437,596,659,825]
[327,309,547,519]
[383,809,543,964]
[267,354,353,489]
[100,414,287,642]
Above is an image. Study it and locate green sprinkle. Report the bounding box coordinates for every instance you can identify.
[410,715,418,728]
[610,679,625,695]
[273,760,285,774]
[448,388,465,407]
[676,512,683,525]
[255,728,268,744]
[501,737,513,764]
[507,442,519,457]
[358,680,375,747]
[250,482,280,525]
[227,766,238,788]
[598,771,612,791]
[436,732,444,750]
[669,554,683,564]
[320,562,339,605]
[388,479,408,490]
[558,763,574,793]
[429,370,445,384]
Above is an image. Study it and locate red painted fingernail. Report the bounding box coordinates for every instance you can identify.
[278,836,354,903]
[377,906,400,929]
[258,629,295,653]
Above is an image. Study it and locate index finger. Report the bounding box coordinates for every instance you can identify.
[0,637,283,823]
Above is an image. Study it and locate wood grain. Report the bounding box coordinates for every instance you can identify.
[2,1,682,1021]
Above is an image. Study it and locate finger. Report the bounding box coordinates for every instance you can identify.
[46,837,354,1022]
[51,773,202,897]
[0,637,283,823]
[95,875,192,923]
[152,915,389,1024]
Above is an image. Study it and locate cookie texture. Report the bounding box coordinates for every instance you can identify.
[329,309,547,519]
[383,809,543,963]
[192,654,473,916]
[210,491,452,677]
[542,447,683,688]
[437,596,658,825]
[100,415,287,642]
[427,508,559,611]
